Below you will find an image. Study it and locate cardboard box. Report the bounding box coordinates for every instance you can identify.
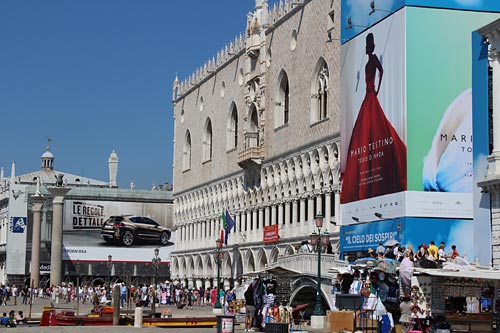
[330,310,354,332]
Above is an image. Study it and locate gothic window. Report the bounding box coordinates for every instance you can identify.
[183,130,192,171]
[275,70,290,128]
[310,59,329,123]
[249,105,259,148]
[203,118,213,162]
[227,103,238,150]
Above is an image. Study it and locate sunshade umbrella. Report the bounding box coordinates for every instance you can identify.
[384,239,399,247]
[375,259,399,274]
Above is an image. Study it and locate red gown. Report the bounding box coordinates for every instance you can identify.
[341,54,406,204]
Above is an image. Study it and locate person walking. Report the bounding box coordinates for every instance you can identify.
[21,285,29,305]
[244,282,256,333]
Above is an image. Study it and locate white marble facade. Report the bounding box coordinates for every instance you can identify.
[171,0,342,288]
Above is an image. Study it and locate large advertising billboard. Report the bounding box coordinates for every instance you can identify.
[340,9,407,219]
[406,7,498,222]
[341,6,499,225]
[62,200,174,263]
[341,1,500,44]
[340,217,473,261]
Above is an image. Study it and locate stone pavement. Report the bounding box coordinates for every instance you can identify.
[0,297,322,332]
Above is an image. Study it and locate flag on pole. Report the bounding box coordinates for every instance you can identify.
[221,211,226,244]
[222,209,235,245]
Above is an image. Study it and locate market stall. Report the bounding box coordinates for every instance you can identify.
[414,266,500,333]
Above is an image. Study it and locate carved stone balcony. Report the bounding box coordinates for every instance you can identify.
[238,146,264,168]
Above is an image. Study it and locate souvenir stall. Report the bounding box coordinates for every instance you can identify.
[414,267,500,332]
[329,258,401,333]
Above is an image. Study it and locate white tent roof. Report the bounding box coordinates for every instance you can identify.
[415,267,500,280]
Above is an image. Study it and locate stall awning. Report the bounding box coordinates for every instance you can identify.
[415,267,500,280]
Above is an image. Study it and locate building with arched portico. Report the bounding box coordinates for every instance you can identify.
[171,0,341,296]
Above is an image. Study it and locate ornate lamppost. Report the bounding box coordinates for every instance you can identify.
[309,213,330,318]
[151,248,161,315]
[213,239,224,313]
[75,259,81,316]
[107,254,113,301]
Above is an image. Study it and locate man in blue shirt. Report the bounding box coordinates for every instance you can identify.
[120,283,127,308]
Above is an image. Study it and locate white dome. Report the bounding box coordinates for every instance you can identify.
[42,150,54,159]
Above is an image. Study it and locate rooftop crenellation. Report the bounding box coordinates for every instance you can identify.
[172,0,304,101]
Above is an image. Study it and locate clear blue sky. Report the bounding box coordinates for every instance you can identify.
[1,0,260,190]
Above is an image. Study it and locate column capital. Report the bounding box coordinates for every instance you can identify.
[30,195,47,209]
[48,187,70,203]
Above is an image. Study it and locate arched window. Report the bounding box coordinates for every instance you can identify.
[310,59,329,123]
[246,104,259,148]
[275,70,290,128]
[203,118,213,161]
[183,130,192,171]
[227,103,238,150]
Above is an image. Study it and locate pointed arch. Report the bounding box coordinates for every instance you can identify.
[275,69,290,127]
[234,249,244,281]
[310,58,329,123]
[203,118,213,161]
[244,103,259,148]
[270,246,280,264]
[222,251,232,277]
[183,130,192,170]
[227,102,238,150]
[284,244,296,256]
[256,248,268,271]
[245,250,256,273]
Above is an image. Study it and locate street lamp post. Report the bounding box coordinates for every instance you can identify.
[151,248,161,315]
[107,254,113,302]
[213,239,224,313]
[75,259,81,316]
[309,213,330,319]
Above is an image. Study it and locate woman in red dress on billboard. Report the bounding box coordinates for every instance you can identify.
[341,33,406,203]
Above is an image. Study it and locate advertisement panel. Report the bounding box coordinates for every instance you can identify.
[341,0,500,44]
[6,184,28,274]
[340,9,407,219]
[340,217,473,261]
[472,29,493,265]
[406,8,498,215]
[62,200,174,263]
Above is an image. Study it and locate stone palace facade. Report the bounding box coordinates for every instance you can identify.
[171,0,342,288]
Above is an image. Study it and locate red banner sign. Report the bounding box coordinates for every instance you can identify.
[263,225,279,243]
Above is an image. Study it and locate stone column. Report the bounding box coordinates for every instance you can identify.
[258,207,264,230]
[30,195,46,288]
[299,198,306,234]
[315,193,323,217]
[325,192,332,226]
[252,209,258,241]
[236,214,241,235]
[277,202,284,226]
[48,187,70,287]
[241,212,247,233]
[292,200,299,233]
[284,201,291,225]
[334,191,341,226]
[271,205,277,225]
[246,210,252,241]
[264,206,270,227]
[299,198,306,222]
[308,196,315,233]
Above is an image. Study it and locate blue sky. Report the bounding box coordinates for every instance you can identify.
[1,0,259,190]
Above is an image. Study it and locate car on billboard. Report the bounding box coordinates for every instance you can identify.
[101,215,171,247]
